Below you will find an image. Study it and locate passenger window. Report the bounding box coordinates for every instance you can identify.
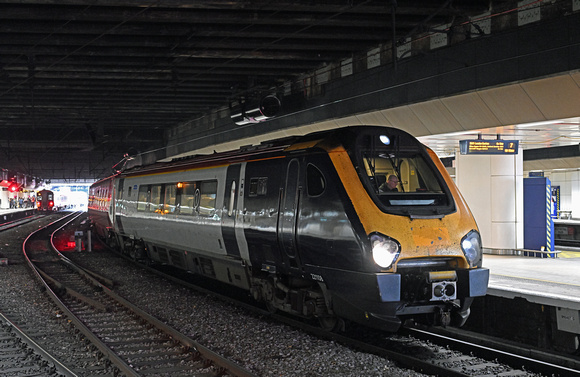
[199,180,217,216]
[307,164,325,197]
[180,182,197,215]
[149,185,163,213]
[164,184,177,213]
[137,185,149,211]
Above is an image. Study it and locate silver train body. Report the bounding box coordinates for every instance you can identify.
[89,126,489,331]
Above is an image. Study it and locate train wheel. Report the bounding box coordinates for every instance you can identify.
[265,302,278,314]
[318,316,343,332]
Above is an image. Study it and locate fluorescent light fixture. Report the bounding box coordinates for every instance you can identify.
[516,120,560,128]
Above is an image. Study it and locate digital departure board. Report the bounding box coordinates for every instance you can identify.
[459,139,519,155]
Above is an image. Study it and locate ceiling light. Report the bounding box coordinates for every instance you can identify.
[516,120,560,128]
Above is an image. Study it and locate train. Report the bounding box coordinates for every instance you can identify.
[36,189,55,212]
[88,126,489,332]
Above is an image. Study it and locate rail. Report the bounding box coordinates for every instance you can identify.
[23,211,257,377]
[0,310,79,377]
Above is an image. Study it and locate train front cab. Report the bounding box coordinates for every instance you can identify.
[36,189,54,212]
[319,127,490,331]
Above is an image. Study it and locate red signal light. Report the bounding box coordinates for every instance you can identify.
[8,183,19,192]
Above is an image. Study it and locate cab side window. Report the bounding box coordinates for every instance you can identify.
[307,164,325,197]
[249,177,268,197]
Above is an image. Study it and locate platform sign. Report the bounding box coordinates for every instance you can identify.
[552,186,560,219]
[459,139,519,155]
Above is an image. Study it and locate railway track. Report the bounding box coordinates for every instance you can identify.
[113,252,577,376]
[23,211,257,377]
[403,325,580,377]
[55,213,580,376]
[0,213,45,265]
[123,256,580,376]
[269,312,551,377]
[0,310,78,377]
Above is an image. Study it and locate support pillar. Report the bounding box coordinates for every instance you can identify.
[455,151,523,250]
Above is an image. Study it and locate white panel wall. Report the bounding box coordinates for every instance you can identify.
[457,154,492,246]
[456,151,524,249]
[0,190,8,209]
[573,171,580,219]
[547,170,580,218]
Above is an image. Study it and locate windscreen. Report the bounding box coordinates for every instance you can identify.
[341,127,455,217]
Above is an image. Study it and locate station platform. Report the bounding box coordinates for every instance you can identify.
[0,208,37,224]
[483,252,580,311]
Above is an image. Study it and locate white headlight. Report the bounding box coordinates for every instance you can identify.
[370,233,400,268]
[461,230,482,267]
[379,135,391,145]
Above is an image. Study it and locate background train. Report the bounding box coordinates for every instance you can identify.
[36,189,55,212]
[89,126,489,332]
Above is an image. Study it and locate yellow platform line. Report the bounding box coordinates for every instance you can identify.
[557,251,580,258]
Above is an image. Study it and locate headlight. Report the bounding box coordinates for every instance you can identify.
[370,233,400,269]
[461,230,482,267]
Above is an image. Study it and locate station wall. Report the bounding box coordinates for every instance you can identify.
[545,170,580,219]
[456,152,524,250]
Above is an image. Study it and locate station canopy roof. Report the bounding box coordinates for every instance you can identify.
[0,1,559,181]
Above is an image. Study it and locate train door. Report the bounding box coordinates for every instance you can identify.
[234,163,250,261]
[277,158,302,271]
[221,163,249,260]
[114,178,125,234]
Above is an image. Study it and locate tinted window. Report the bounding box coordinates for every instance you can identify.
[199,180,217,216]
[249,177,268,196]
[347,129,455,217]
[137,185,149,211]
[180,182,197,215]
[307,164,325,196]
[149,185,163,213]
[164,184,177,213]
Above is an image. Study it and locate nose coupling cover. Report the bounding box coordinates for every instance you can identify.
[428,271,457,301]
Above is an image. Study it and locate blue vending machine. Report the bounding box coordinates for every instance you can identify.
[523,177,555,257]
